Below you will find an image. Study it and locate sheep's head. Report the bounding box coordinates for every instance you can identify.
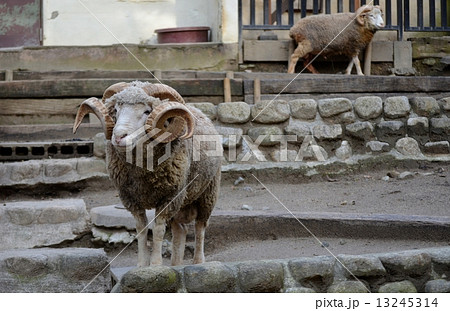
[73,81,195,150]
[356,5,385,31]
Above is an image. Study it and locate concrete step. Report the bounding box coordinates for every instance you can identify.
[91,205,155,230]
[90,205,450,242]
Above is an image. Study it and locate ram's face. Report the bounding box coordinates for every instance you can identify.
[106,87,157,149]
[112,102,153,148]
[367,8,385,30]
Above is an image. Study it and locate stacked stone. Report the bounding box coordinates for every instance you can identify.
[0,157,107,187]
[115,247,450,293]
[0,199,112,293]
[188,95,450,163]
[0,248,111,292]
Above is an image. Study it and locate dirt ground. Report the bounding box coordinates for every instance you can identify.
[3,162,449,267]
[61,161,449,217]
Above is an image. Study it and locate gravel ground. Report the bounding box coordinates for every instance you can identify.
[70,162,449,217]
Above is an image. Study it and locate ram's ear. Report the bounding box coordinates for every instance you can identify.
[356,12,366,25]
[356,5,371,26]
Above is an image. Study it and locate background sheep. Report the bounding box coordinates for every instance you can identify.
[288,5,385,75]
[73,82,222,266]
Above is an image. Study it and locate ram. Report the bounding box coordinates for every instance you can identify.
[288,5,385,75]
[73,82,222,266]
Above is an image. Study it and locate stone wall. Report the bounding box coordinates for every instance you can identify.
[1,95,449,189]
[0,157,107,187]
[115,247,450,293]
[0,248,111,293]
[189,95,450,164]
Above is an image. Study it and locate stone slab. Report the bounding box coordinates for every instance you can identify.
[0,199,89,250]
[90,205,155,231]
[394,41,413,69]
[0,248,111,293]
[372,41,394,62]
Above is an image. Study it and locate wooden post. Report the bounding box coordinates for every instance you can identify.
[253,78,261,104]
[5,70,13,81]
[224,71,234,102]
[364,42,373,76]
[153,69,162,80]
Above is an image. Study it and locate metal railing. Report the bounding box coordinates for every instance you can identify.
[239,0,450,41]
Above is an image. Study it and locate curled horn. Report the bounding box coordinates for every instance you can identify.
[102,82,129,103]
[356,5,373,26]
[146,102,195,143]
[73,97,115,140]
[141,83,185,104]
[141,83,194,143]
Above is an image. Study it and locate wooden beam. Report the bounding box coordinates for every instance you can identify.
[0,78,244,98]
[5,70,13,81]
[254,78,261,103]
[243,76,450,94]
[0,124,103,141]
[0,98,82,115]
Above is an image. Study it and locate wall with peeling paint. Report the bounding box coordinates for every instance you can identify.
[42,0,238,46]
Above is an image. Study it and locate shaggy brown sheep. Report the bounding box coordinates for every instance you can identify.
[73,82,222,266]
[288,5,385,75]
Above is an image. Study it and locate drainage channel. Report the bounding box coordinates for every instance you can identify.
[0,140,93,161]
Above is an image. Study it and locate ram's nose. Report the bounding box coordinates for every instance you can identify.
[113,133,128,146]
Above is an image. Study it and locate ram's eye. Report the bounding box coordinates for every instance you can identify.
[144,110,151,115]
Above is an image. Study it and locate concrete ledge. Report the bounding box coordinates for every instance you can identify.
[0,248,111,293]
[0,157,107,187]
[90,205,154,230]
[90,205,450,241]
[1,153,449,193]
[112,246,450,293]
[0,43,238,72]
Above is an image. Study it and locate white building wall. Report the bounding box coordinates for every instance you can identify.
[42,0,238,46]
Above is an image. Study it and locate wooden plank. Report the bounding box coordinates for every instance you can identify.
[244,92,450,104]
[12,70,221,80]
[243,76,450,94]
[196,71,227,79]
[13,70,155,80]
[0,115,76,125]
[5,70,13,81]
[0,78,244,98]
[254,78,261,103]
[0,98,82,115]
[0,124,103,141]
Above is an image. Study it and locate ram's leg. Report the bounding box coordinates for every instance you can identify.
[171,221,188,266]
[345,58,355,75]
[150,216,166,265]
[353,55,364,76]
[193,220,207,264]
[288,41,313,74]
[134,210,151,267]
[303,54,320,74]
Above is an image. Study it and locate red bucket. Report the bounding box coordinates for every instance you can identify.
[155,26,210,44]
